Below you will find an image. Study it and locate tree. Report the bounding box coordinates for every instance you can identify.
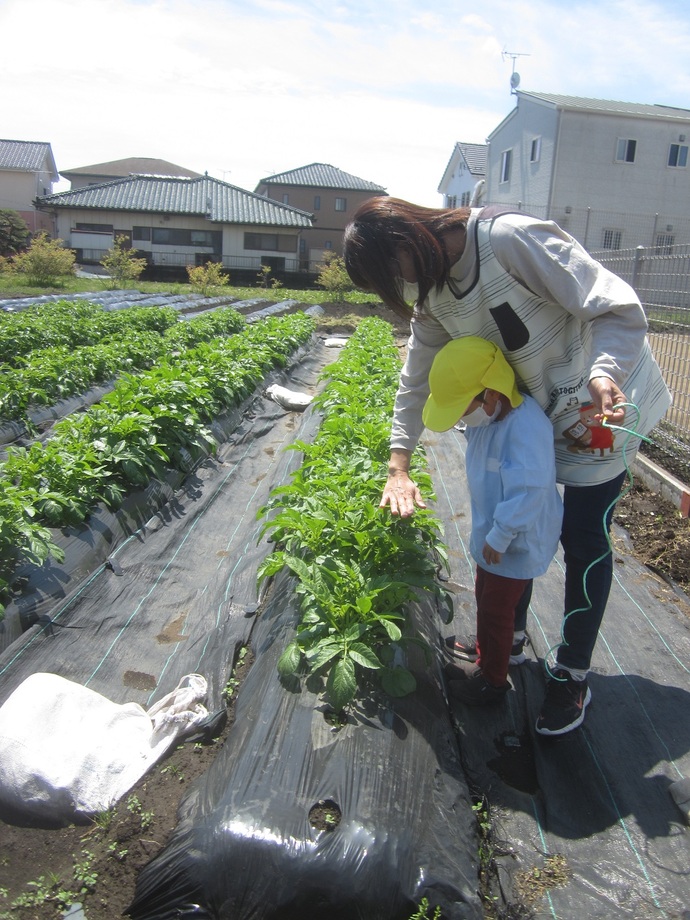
[316,252,354,302]
[11,232,76,286]
[186,261,230,296]
[0,209,30,257]
[101,235,148,287]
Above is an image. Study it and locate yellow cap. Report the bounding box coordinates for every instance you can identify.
[422,337,523,431]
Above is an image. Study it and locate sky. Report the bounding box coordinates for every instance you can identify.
[3,0,690,206]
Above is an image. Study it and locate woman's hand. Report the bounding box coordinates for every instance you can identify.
[380,471,427,518]
[588,376,627,426]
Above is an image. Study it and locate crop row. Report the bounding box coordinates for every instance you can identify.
[0,301,247,425]
[257,316,449,711]
[0,310,316,618]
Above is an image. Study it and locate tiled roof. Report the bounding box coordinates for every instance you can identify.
[258,162,387,192]
[457,143,488,176]
[60,157,202,179]
[0,139,59,179]
[519,92,690,120]
[36,175,313,227]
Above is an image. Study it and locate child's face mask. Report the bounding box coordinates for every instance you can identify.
[462,399,502,428]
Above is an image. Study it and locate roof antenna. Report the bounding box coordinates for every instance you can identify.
[502,48,530,94]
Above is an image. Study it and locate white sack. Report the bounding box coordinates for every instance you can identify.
[265,383,313,410]
[0,672,208,822]
[324,336,349,348]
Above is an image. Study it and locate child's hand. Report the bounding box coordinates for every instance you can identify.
[482,542,502,565]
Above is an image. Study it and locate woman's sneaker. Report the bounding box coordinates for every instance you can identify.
[535,669,592,736]
[445,634,529,665]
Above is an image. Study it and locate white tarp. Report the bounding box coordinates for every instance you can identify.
[0,672,208,823]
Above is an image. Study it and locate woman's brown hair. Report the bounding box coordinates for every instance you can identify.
[343,197,470,316]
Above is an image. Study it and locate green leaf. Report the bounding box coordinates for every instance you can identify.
[381,666,417,698]
[326,655,357,710]
[348,642,382,670]
[376,616,402,641]
[306,639,343,671]
[355,595,373,615]
[277,641,302,677]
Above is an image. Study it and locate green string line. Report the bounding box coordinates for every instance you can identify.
[545,402,652,680]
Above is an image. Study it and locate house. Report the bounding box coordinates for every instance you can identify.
[254,163,387,268]
[437,142,487,209]
[60,157,202,190]
[482,91,690,251]
[0,139,59,234]
[36,174,312,280]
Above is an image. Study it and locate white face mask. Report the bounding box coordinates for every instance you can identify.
[462,400,502,428]
[401,280,419,304]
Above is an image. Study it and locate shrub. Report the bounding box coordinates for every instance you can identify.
[187,261,230,296]
[11,232,76,286]
[0,209,30,257]
[316,252,354,302]
[100,235,148,287]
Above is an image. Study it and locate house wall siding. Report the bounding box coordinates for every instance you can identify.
[483,95,690,250]
[256,184,380,260]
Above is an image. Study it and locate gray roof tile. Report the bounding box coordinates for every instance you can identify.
[0,139,58,179]
[258,162,387,192]
[36,175,313,227]
[520,92,690,120]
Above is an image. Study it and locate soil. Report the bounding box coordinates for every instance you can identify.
[1,300,689,920]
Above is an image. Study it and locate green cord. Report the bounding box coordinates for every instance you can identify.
[545,402,651,680]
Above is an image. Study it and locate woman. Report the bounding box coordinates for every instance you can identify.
[343,197,671,736]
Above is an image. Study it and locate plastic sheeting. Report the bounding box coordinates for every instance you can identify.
[126,569,482,920]
[422,426,690,918]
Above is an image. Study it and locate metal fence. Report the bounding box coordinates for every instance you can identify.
[592,244,690,450]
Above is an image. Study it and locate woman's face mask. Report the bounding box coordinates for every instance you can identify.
[401,280,420,304]
[462,397,502,428]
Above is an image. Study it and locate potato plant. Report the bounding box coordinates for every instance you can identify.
[0,311,315,618]
[258,317,449,711]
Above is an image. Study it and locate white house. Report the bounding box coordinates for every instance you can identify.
[482,91,690,251]
[36,174,313,279]
[0,139,59,234]
[437,142,487,209]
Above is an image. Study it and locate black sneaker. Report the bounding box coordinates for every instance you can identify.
[445,634,529,665]
[535,668,592,736]
[450,673,510,706]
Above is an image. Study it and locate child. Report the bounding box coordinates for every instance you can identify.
[422,337,563,705]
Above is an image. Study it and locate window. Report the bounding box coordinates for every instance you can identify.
[446,195,457,208]
[314,195,321,210]
[335,197,347,211]
[668,144,688,168]
[152,228,218,247]
[655,233,675,254]
[461,191,471,207]
[244,232,298,252]
[601,228,623,250]
[324,240,333,249]
[282,194,290,205]
[615,138,637,163]
[500,149,512,183]
[530,137,542,163]
[133,226,151,241]
[75,222,113,233]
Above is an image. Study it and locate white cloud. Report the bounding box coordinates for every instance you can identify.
[2,0,689,206]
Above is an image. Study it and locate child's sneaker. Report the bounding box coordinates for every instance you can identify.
[445,634,529,665]
[450,673,510,706]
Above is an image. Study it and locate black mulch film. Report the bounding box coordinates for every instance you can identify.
[1,318,689,919]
